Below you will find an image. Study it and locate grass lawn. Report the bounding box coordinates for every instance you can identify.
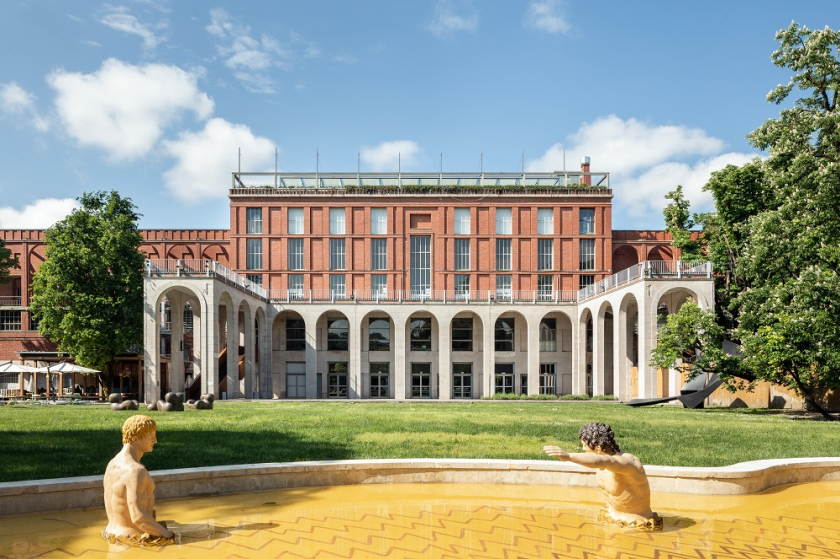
[1,401,838,483]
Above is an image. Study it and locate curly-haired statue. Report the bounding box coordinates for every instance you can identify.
[544,422,662,530]
[103,415,175,546]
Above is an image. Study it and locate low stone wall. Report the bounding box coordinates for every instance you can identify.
[2,457,839,516]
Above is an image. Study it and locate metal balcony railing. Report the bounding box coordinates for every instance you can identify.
[0,296,22,306]
[576,260,713,302]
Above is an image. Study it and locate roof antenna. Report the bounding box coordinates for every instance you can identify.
[397,152,401,188]
[521,152,526,180]
[237,146,241,173]
[274,146,278,188]
[439,152,443,182]
[315,148,319,187]
[356,151,360,184]
[480,152,484,185]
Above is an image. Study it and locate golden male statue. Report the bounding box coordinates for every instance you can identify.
[544,422,662,530]
[103,415,175,545]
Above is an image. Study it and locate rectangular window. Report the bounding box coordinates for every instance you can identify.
[372,274,387,297]
[330,238,345,270]
[410,317,432,351]
[455,274,470,297]
[579,274,595,289]
[246,238,262,270]
[288,208,304,234]
[496,238,511,270]
[538,275,553,300]
[288,238,304,270]
[520,374,528,396]
[580,238,595,270]
[371,238,387,270]
[246,273,262,285]
[371,208,387,234]
[368,317,391,351]
[580,208,595,234]
[0,310,22,331]
[327,318,349,351]
[327,362,348,398]
[540,363,556,395]
[452,363,472,399]
[286,319,305,351]
[454,208,471,235]
[495,275,512,300]
[451,317,473,352]
[330,274,346,299]
[288,274,304,299]
[246,207,262,234]
[494,363,514,394]
[495,317,515,352]
[329,208,346,234]
[286,362,306,398]
[454,238,470,270]
[537,239,553,270]
[540,318,557,352]
[410,235,431,295]
[537,208,553,235]
[495,208,512,235]
[370,362,390,398]
[411,362,431,398]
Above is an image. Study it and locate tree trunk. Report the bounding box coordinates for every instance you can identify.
[792,371,835,420]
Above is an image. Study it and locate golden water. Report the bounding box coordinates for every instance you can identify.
[2,481,839,558]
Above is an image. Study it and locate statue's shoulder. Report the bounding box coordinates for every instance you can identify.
[617,452,645,470]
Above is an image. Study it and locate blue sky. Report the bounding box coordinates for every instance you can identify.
[0,1,835,230]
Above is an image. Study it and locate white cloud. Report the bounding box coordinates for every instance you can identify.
[100,7,164,49]
[427,0,478,36]
[48,58,214,160]
[360,140,421,171]
[525,0,570,34]
[0,198,78,228]
[0,82,49,131]
[529,115,756,226]
[163,118,275,201]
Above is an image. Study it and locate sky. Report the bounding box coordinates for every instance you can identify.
[0,0,835,230]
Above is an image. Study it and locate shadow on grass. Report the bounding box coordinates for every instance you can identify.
[0,428,353,483]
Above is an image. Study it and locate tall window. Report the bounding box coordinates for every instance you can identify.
[579,274,595,289]
[580,238,595,270]
[0,310,22,331]
[496,238,511,270]
[286,319,305,351]
[371,238,387,270]
[288,274,304,299]
[410,235,431,295]
[410,317,432,351]
[246,207,262,234]
[537,208,553,235]
[539,318,557,352]
[495,317,515,351]
[368,317,390,351]
[452,363,472,398]
[371,208,387,234]
[580,208,595,234]
[411,363,431,398]
[454,208,471,234]
[455,274,470,296]
[455,238,470,270]
[537,239,553,270]
[451,317,473,351]
[495,208,512,235]
[370,363,389,398]
[372,275,387,297]
[496,275,512,299]
[539,363,556,395]
[286,362,306,398]
[330,274,346,298]
[288,208,303,234]
[288,238,304,270]
[246,238,262,269]
[330,238,345,270]
[246,273,262,285]
[537,275,553,300]
[327,318,348,350]
[329,208,345,234]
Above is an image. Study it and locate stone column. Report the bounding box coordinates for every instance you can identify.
[349,314,362,398]
[638,297,653,399]
[169,294,185,394]
[438,312,452,400]
[393,315,406,399]
[305,314,318,398]
[143,289,160,404]
[243,310,255,398]
[482,312,495,397]
[571,315,584,395]
[614,304,626,400]
[527,316,540,395]
[260,314,272,398]
[226,304,237,399]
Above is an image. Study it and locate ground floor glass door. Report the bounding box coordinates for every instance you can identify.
[452,363,472,398]
[411,362,431,398]
[328,362,348,398]
[495,363,514,394]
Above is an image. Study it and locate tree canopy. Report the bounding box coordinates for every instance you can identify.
[653,23,840,419]
[0,239,17,285]
[29,191,144,377]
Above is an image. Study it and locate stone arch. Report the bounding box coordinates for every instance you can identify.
[202,244,228,264]
[537,309,574,395]
[491,309,528,395]
[596,301,615,396]
[448,310,485,399]
[647,245,673,261]
[618,293,640,400]
[316,309,352,398]
[655,286,700,316]
[612,244,639,272]
[360,309,396,398]
[254,306,269,398]
[404,310,440,399]
[234,299,253,398]
[578,307,594,396]
[166,245,195,260]
[272,309,307,399]
[141,245,160,260]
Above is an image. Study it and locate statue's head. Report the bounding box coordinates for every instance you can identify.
[579,422,621,455]
[122,414,157,449]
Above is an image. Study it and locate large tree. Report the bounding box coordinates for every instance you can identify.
[652,23,840,419]
[0,239,18,285]
[29,191,144,385]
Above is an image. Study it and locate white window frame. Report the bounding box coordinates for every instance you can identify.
[495,208,512,235]
[537,208,553,235]
[246,207,262,234]
[329,208,346,234]
[454,208,471,235]
[246,238,262,270]
[371,208,387,234]
[288,208,304,235]
[288,238,304,270]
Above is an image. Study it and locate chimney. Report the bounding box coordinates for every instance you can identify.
[580,156,591,186]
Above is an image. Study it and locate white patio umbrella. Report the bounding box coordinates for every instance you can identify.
[0,361,39,397]
[36,362,101,398]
